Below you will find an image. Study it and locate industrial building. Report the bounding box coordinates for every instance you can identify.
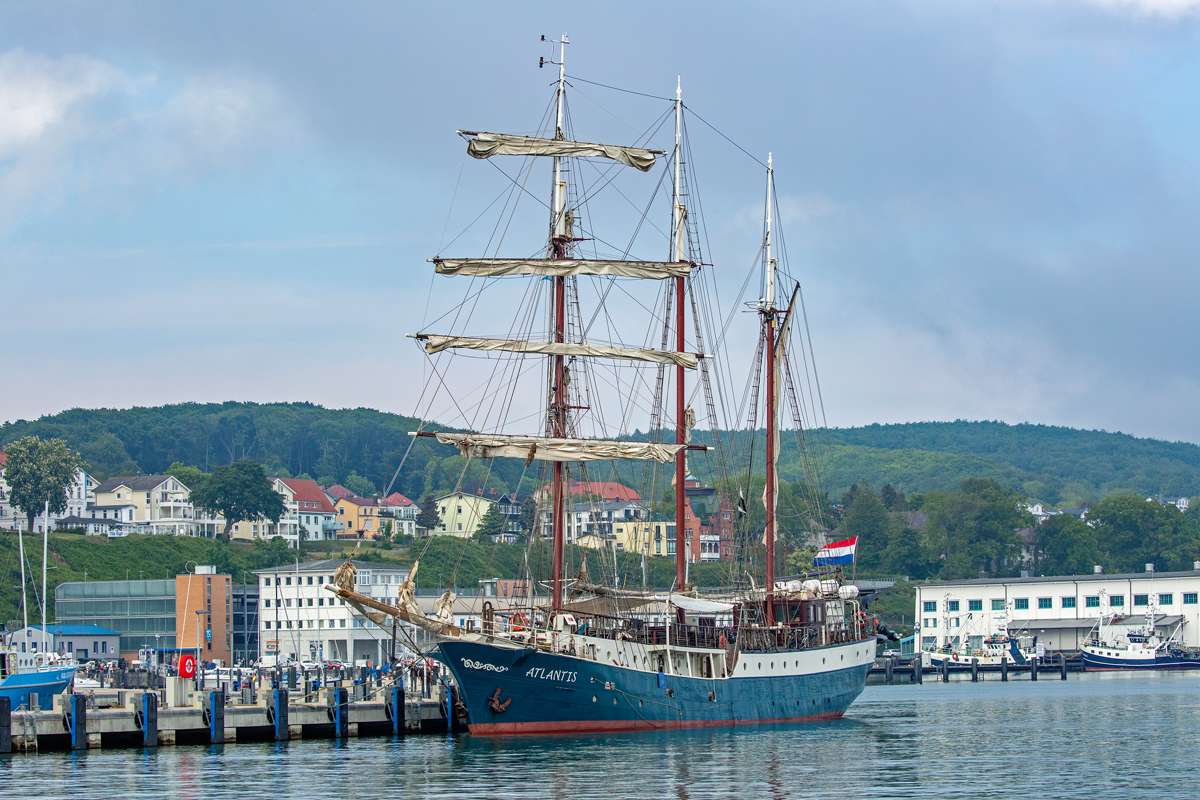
[914,566,1200,653]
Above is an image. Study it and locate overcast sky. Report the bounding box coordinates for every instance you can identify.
[1,1,1199,444]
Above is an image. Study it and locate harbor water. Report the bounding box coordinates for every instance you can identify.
[4,672,1198,798]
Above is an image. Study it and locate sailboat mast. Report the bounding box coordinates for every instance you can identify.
[672,78,688,598]
[550,35,569,611]
[42,499,49,657]
[763,154,777,626]
[17,524,28,636]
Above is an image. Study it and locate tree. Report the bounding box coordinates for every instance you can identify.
[166,461,208,492]
[417,494,442,532]
[1034,514,1101,575]
[3,436,84,531]
[190,459,286,541]
[1086,495,1200,573]
[518,497,538,537]
[474,504,506,542]
[379,520,393,541]
[342,471,376,498]
[880,483,908,511]
[920,477,1031,579]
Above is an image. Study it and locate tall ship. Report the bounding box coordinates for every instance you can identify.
[328,37,877,734]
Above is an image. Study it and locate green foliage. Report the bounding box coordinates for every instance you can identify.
[342,471,376,498]
[1085,495,1200,573]
[165,461,208,491]
[190,460,286,539]
[417,495,441,531]
[518,497,538,536]
[1031,515,1101,576]
[474,505,506,541]
[920,478,1032,579]
[3,436,85,529]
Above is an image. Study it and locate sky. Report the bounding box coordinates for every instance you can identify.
[1,1,1199,444]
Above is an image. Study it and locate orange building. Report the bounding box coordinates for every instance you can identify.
[176,567,232,666]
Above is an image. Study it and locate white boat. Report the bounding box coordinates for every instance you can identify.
[1082,609,1200,670]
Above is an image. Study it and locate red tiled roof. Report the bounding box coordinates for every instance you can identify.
[0,451,6,468]
[381,492,414,507]
[325,484,356,500]
[280,478,338,514]
[539,480,641,502]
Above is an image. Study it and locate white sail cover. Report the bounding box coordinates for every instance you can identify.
[419,334,698,369]
[664,594,734,613]
[462,131,659,172]
[434,433,683,463]
[432,258,691,280]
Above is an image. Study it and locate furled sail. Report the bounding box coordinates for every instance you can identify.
[431,258,692,280]
[416,334,699,369]
[432,433,683,463]
[460,131,660,172]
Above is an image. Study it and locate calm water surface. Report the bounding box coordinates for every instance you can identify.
[4,672,1199,799]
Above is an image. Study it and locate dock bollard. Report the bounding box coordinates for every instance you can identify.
[273,689,289,742]
[914,657,922,684]
[390,683,405,736]
[941,658,949,683]
[971,658,979,682]
[141,692,158,748]
[70,693,88,751]
[1001,659,1008,681]
[288,666,297,690]
[1031,657,1039,681]
[207,690,225,744]
[885,658,894,685]
[1060,654,1068,680]
[0,696,10,754]
[333,687,349,739]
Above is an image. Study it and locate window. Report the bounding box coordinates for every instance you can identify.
[1038,598,1052,609]
[1062,597,1076,609]
[968,600,982,611]
[318,598,324,607]
[992,599,1005,611]
[1184,593,1198,605]
[921,636,937,649]
[457,523,462,531]
[285,577,291,586]
[339,619,346,628]
[264,599,271,608]
[285,599,292,608]
[307,576,313,585]
[307,598,313,607]
[1159,594,1173,605]
[1086,596,1100,608]
[1110,595,1125,607]
[264,621,271,630]
[953,618,960,628]
[1014,598,1029,610]
[923,601,937,613]
[1134,594,1149,606]
[946,600,960,612]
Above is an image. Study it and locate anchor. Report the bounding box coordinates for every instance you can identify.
[488,688,512,713]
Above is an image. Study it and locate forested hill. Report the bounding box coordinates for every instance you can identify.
[2,403,1199,507]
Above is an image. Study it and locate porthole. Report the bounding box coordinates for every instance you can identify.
[613,698,618,705]
[822,658,826,665]
[770,662,774,669]
[743,664,747,671]
[639,700,643,707]
[758,662,762,670]
[607,651,612,660]
[840,655,844,661]
[592,695,597,702]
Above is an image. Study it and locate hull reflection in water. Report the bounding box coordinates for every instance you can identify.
[440,639,871,735]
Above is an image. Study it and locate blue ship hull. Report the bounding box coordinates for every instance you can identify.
[439,638,870,735]
[0,666,76,709]
[1082,650,1200,671]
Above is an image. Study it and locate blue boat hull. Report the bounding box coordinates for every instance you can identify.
[0,666,76,709]
[1082,651,1200,671]
[438,639,870,735]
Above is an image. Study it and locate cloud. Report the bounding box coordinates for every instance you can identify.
[1073,0,1200,16]
[0,48,301,235]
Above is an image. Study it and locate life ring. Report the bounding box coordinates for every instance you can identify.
[511,613,527,632]
[952,653,959,662]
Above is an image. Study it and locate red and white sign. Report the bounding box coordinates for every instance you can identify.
[179,653,197,678]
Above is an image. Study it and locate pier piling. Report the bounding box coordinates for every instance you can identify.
[914,657,922,684]
[0,696,10,754]
[273,689,289,742]
[940,659,949,683]
[390,684,405,736]
[207,691,226,744]
[1001,659,1008,681]
[70,694,87,751]
[1060,654,1067,680]
[885,658,894,685]
[1031,657,1038,681]
[141,691,158,748]
[333,687,349,739]
[971,658,978,682]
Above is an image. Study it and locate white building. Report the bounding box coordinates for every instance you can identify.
[914,566,1200,653]
[0,461,97,532]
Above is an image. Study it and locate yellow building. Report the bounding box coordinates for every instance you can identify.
[335,495,384,539]
[612,520,654,555]
[230,478,299,545]
[433,491,496,538]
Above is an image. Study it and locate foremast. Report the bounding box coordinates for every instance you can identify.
[672,77,688,607]
[549,34,569,612]
[761,155,778,626]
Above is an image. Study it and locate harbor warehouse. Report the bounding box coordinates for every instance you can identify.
[914,568,1200,653]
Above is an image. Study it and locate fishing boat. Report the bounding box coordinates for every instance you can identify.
[326,37,877,734]
[1082,609,1200,671]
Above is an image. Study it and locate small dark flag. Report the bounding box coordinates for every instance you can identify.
[737,489,747,518]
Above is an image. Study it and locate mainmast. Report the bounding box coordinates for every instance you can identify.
[549,34,569,612]
[672,77,688,601]
[762,154,777,626]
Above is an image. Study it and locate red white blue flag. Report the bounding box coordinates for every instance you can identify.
[815,536,858,566]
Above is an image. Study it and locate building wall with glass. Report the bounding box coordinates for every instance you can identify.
[232,583,260,666]
[55,579,178,657]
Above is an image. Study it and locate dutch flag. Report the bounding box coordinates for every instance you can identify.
[814,536,858,567]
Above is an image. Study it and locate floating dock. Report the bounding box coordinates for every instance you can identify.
[1,675,464,754]
[868,653,1081,684]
